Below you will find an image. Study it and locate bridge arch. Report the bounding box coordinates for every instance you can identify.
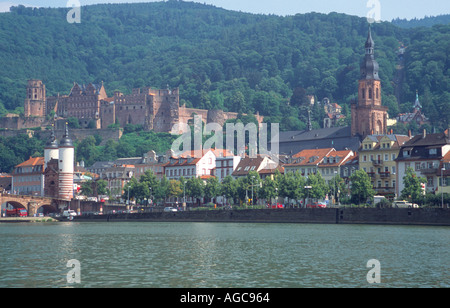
[0,193,64,217]
[36,204,58,215]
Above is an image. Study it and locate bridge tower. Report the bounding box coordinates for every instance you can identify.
[44,126,59,169]
[58,123,74,200]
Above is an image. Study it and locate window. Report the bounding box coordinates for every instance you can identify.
[429,148,437,155]
[415,163,421,171]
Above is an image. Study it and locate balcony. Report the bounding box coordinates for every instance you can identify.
[419,163,440,175]
[379,172,391,178]
[372,159,383,166]
[374,186,395,192]
[367,172,376,178]
[420,168,438,175]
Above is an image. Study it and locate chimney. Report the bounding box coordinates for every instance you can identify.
[423,129,427,139]
[408,130,412,138]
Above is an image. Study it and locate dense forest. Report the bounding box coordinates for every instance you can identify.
[0,1,448,172]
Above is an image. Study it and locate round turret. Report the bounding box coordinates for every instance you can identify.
[44,127,59,169]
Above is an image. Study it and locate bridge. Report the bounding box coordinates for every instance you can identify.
[0,193,69,216]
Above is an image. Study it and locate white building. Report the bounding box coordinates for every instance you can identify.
[396,131,450,196]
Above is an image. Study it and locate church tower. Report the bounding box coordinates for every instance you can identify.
[351,27,388,138]
[24,80,46,117]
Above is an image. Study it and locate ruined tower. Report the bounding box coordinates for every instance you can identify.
[24,80,46,117]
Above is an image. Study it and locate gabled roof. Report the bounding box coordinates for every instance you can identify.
[232,156,265,177]
[401,132,449,148]
[285,148,335,167]
[16,157,44,168]
[318,150,354,168]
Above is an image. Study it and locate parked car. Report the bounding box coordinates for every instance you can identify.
[164,207,178,212]
[63,210,77,217]
[306,202,327,208]
[393,200,419,208]
[268,203,284,209]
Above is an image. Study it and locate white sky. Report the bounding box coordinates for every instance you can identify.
[0,0,449,21]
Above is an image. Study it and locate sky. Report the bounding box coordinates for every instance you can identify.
[0,0,449,21]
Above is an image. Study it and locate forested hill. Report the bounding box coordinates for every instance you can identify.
[0,1,449,132]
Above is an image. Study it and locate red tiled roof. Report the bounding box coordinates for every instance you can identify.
[16,157,44,168]
[286,148,335,167]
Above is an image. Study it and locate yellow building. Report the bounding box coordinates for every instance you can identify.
[359,134,411,199]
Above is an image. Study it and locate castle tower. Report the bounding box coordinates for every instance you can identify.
[58,123,74,200]
[351,27,388,138]
[24,80,46,117]
[44,125,59,169]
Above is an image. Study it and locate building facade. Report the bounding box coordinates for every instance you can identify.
[11,157,45,196]
[396,131,450,196]
[359,134,411,199]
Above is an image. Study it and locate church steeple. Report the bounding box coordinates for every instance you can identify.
[360,26,380,81]
[352,26,388,138]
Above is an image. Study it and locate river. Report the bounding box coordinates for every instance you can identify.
[0,222,448,288]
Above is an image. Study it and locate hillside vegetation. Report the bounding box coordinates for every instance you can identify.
[0,1,448,132]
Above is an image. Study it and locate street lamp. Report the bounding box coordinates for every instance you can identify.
[304,186,312,208]
[442,167,445,208]
[251,176,255,207]
[127,184,130,209]
[182,179,186,211]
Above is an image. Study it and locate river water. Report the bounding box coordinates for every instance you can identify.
[0,222,448,288]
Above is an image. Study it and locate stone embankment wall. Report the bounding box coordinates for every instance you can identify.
[72,208,450,226]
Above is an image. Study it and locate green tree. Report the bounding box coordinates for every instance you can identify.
[204,177,220,203]
[80,180,94,197]
[350,170,375,205]
[168,179,183,199]
[259,176,279,205]
[186,177,204,205]
[220,175,237,205]
[96,179,108,196]
[154,176,170,204]
[307,172,328,201]
[328,174,346,204]
[401,167,426,204]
